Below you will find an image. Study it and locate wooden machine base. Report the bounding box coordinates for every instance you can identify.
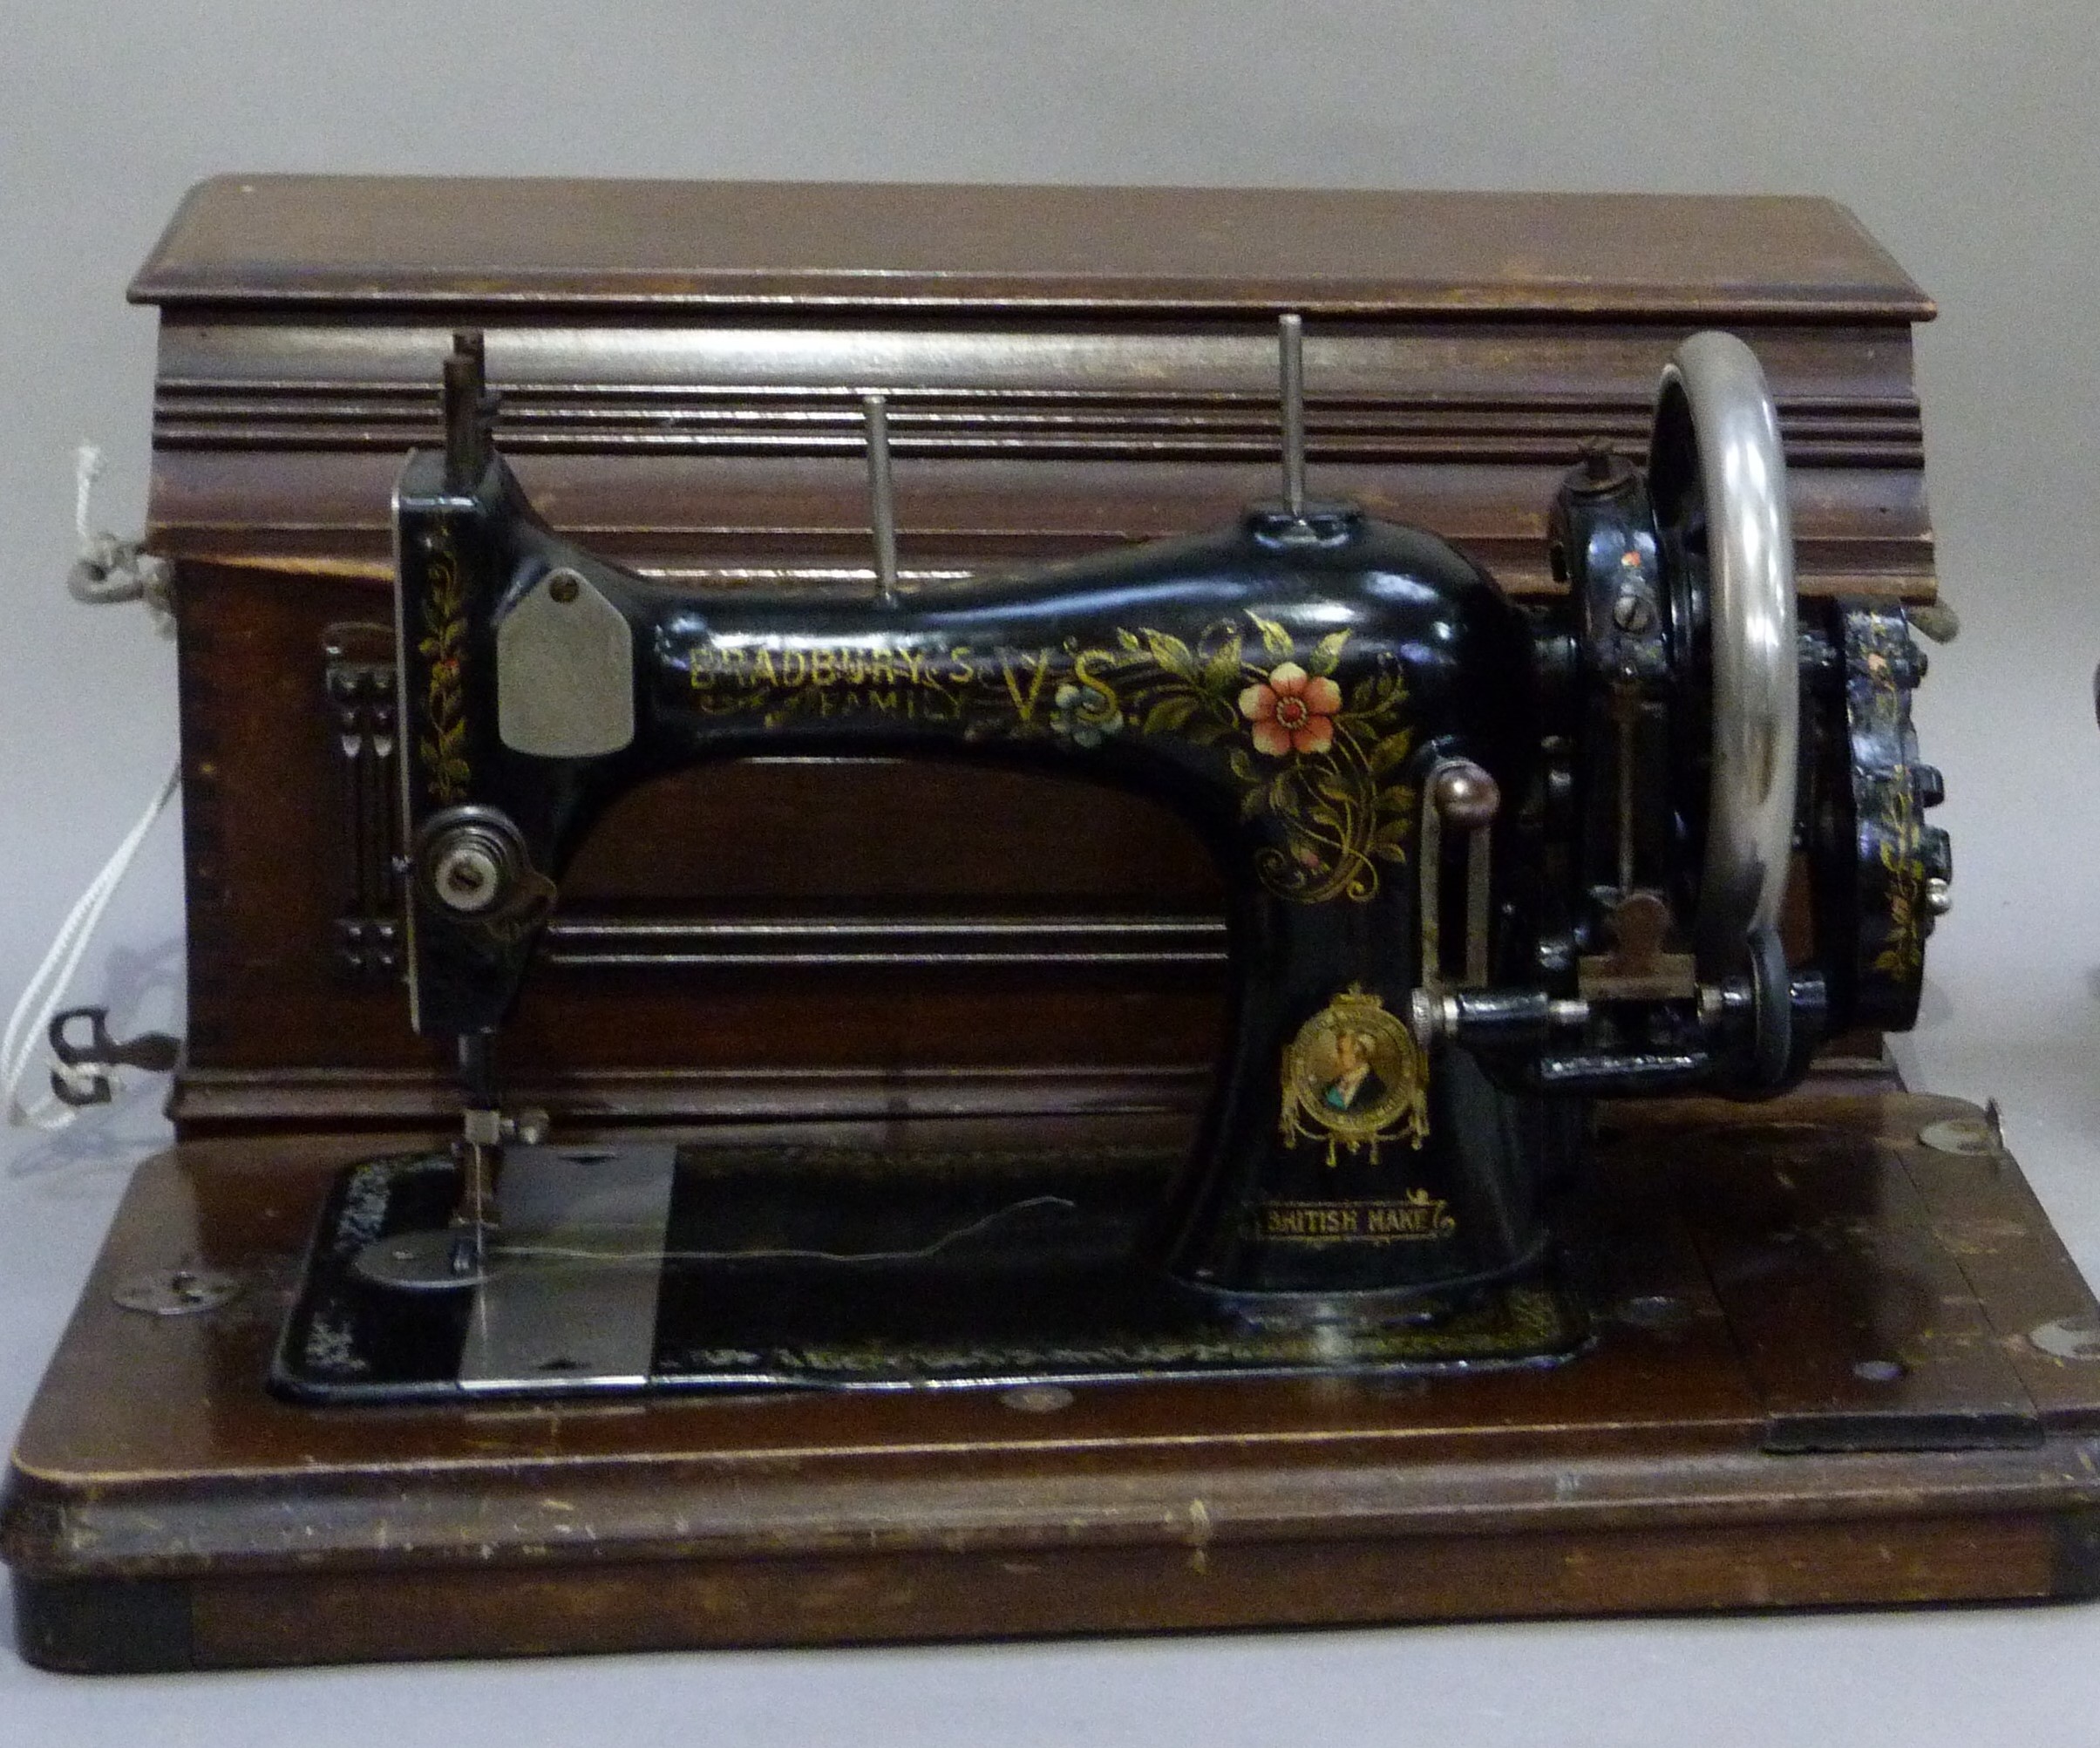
[10,1084,2100,1671]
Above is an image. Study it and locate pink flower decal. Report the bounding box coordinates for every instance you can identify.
[1239,662,1341,757]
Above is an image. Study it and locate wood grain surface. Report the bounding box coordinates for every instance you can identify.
[9,1086,2100,1670]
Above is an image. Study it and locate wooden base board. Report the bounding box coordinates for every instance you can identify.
[9,1085,2100,1671]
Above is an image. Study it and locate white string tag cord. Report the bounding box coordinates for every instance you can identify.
[2,443,181,1129]
[1,766,179,1128]
[67,442,174,635]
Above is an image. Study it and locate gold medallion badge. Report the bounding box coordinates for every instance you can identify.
[1279,985,1430,1166]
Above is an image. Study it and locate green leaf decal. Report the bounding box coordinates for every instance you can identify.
[1307,629,1351,677]
[1247,613,1294,658]
[1142,631,1196,679]
[1372,819,1413,857]
[1369,729,1415,776]
[1200,632,1245,696]
[1143,694,1199,736]
[1311,765,1356,806]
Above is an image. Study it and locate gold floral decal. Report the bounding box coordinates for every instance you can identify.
[1875,800,1923,982]
[418,542,470,805]
[679,609,1417,903]
[1862,639,1924,983]
[1241,662,1338,756]
[1872,701,1923,983]
[1079,614,1417,902]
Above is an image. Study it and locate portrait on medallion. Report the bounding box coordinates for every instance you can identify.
[1322,1028,1388,1114]
[1279,988,1430,1165]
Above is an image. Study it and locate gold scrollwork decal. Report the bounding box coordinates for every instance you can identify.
[1859,626,1925,983]
[1278,985,1430,1165]
[1091,614,1417,903]
[684,610,1419,903]
[418,539,470,805]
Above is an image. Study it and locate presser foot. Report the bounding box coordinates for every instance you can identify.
[348,1135,503,1290]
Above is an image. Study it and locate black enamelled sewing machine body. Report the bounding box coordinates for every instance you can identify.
[398,343,1557,1315]
[8,182,2097,1670]
[356,321,1940,1378]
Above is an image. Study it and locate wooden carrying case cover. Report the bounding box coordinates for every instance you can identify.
[136,177,1937,1139]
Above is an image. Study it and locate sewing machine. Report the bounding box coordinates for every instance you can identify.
[7,180,2098,1670]
[284,316,1941,1397]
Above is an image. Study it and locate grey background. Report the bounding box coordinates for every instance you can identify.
[4,2,2099,1740]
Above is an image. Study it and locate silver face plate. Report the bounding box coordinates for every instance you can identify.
[496,566,635,758]
[456,1143,680,1391]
